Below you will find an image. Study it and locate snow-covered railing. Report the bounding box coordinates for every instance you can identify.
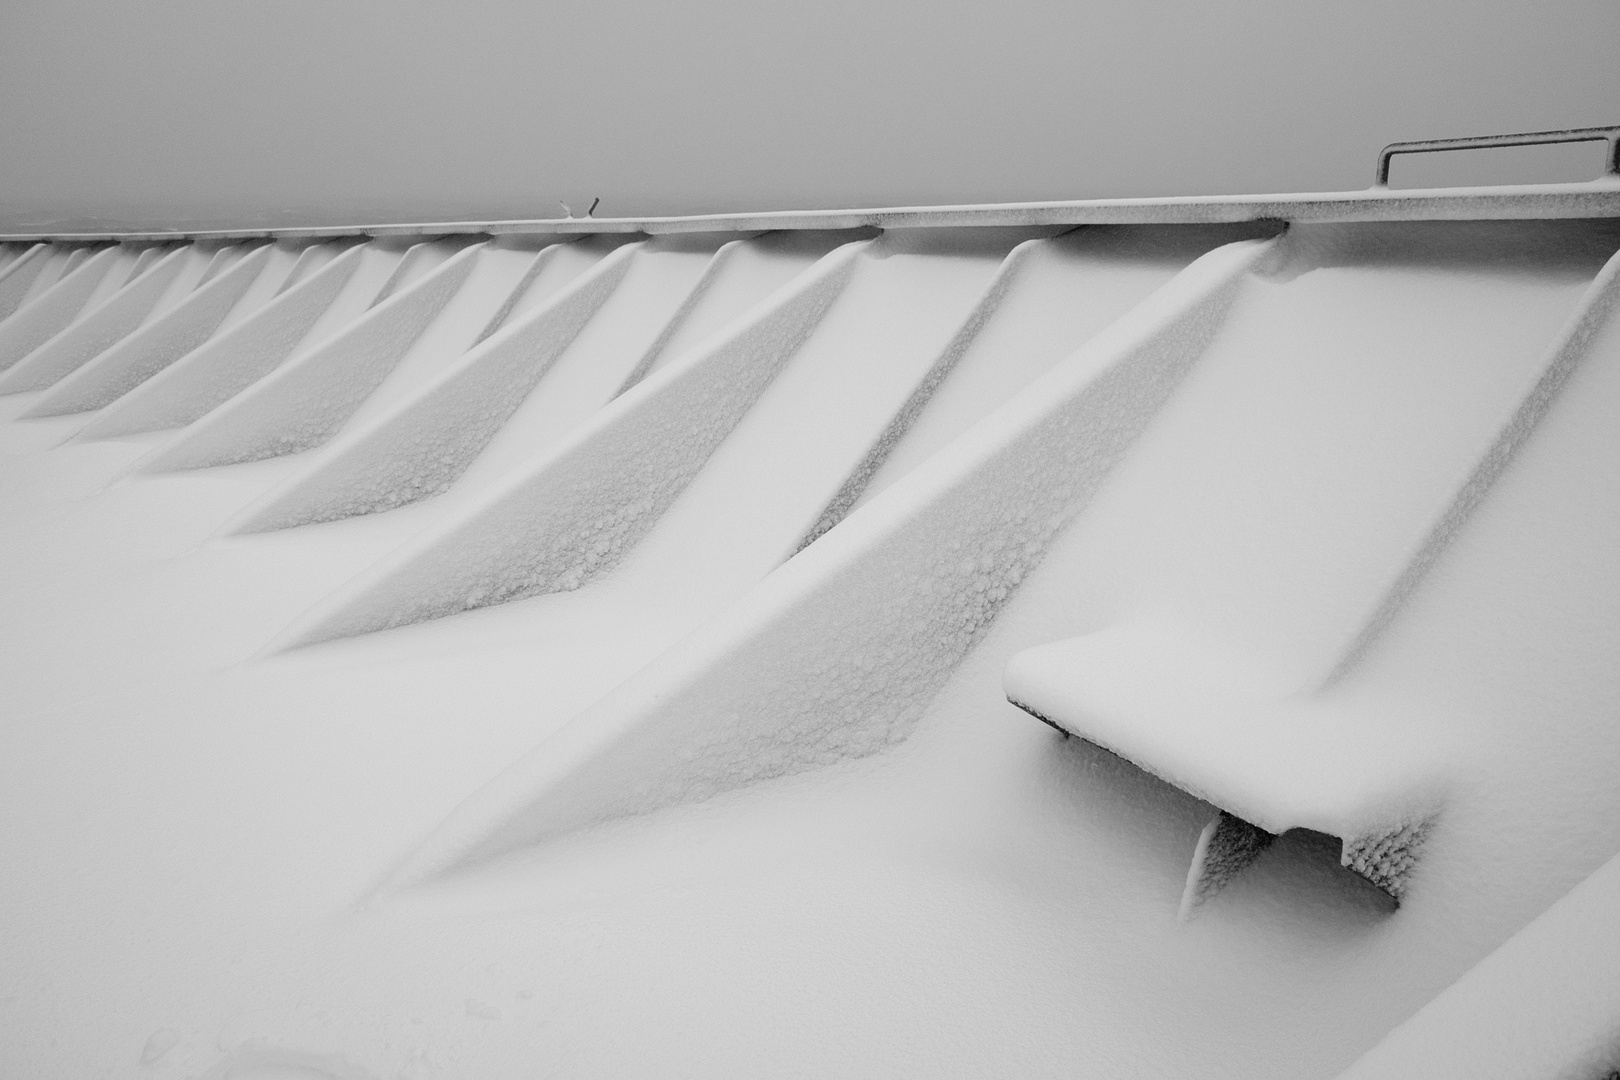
[5,181,1620,246]
[1374,124,1620,187]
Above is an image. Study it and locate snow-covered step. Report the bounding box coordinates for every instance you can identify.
[17,245,99,309]
[0,243,69,322]
[0,244,216,393]
[0,245,147,373]
[130,240,501,469]
[265,227,1033,647]
[75,241,371,438]
[339,239,565,427]
[800,222,1276,546]
[1001,220,1620,913]
[612,229,862,395]
[265,235,871,645]
[1003,620,1443,912]
[0,242,29,275]
[203,237,656,526]
[474,233,639,340]
[123,241,489,459]
[374,234,1270,882]
[235,231,855,543]
[23,242,291,416]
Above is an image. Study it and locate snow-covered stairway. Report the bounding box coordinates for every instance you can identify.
[378,229,1276,880]
[219,230,847,533]
[1001,219,1620,913]
[0,242,256,396]
[7,183,1620,1079]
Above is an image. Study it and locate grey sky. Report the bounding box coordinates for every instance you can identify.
[1,0,1616,229]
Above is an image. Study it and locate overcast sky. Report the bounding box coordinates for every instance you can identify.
[1,0,1616,229]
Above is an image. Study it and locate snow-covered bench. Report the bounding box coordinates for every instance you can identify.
[1003,619,1441,919]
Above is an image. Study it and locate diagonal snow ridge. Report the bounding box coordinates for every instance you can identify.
[465,236,577,347]
[0,246,136,373]
[1338,847,1620,1080]
[75,242,371,439]
[793,234,1049,551]
[0,243,64,322]
[268,236,869,648]
[12,203,1620,1075]
[216,238,649,521]
[375,235,1274,888]
[22,242,278,416]
[1002,226,1620,915]
[1324,240,1620,686]
[136,240,493,471]
[0,244,207,394]
[609,232,758,397]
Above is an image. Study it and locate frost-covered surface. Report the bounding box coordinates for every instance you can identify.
[3,217,1620,1079]
[225,240,646,525]
[25,243,279,416]
[0,245,206,392]
[278,237,866,645]
[799,222,1277,547]
[1340,847,1620,1079]
[0,246,138,371]
[1001,229,1620,900]
[0,243,102,322]
[138,242,487,469]
[1179,812,1274,918]
[79,243,368,437]
[388,233,1265,879]
[0,243,56,318]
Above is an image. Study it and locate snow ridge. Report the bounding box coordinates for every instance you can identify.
[379,235,1271,885]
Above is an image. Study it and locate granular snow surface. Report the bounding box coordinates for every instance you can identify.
[2,219,1620,1079]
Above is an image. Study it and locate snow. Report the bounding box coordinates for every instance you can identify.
[139,242,490,470]
[2,214,1620,1079]
[1339,847,1620,1078]
[79,243,372,438]
[0,246,135,371]
[382,230,1269,878]
[0,245,204,392]
[26,243,279,416]
[0,243,76,318]
[220,240,647,527]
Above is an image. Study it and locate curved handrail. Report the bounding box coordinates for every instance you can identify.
[1374,124,1620,187]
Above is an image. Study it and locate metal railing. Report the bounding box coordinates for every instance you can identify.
[1375,124,1620,187]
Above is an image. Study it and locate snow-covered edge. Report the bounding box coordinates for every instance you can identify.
[372,233,1276,890]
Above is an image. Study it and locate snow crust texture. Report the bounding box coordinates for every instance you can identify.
[278,237,865,645]
[4,217,1620,1079]
[227,240,645,523]
[389,232,1269,879]
[1180,811,1274,918]
[0,244,202,392]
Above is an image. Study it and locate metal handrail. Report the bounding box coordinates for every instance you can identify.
[1375,125,1620,187]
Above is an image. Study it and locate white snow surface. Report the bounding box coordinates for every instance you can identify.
[2,219,1620,1079]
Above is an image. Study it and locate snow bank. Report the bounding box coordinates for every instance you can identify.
[795,236,1043,549]
[1002,239,1620,908]
[272,239,866,646]
[24,243,276,416]
[380,235,1272,884]
[77,244,367,438]
[0,247,131,372]
[0,243,59,321]
[0,245,199,393]
[610,235,760,395]
[1338,848,1620,1079]
[137,242,489,470]
[215,240,645,521]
